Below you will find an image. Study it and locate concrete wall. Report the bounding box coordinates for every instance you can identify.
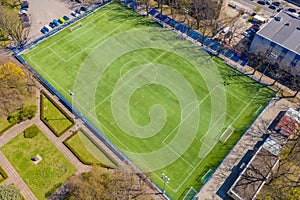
[249,34,300,74]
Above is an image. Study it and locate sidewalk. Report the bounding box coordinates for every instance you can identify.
[197,98,298,199]
[0,151,37,200]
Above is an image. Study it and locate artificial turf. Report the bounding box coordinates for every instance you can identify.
[0,124,76,199]
[22,2,274,199]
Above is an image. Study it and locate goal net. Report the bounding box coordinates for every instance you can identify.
[219,125,235,143]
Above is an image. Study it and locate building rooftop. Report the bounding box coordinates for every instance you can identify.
[228,137,281,200]
[276,115,299,135]
[257,11,300,55]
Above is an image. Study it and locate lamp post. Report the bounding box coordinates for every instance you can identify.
[68,90,75,118]
[162,173,170,194]
[183,8,189,23]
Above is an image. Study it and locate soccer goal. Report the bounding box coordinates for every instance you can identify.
[219,125,235,143]
[183,187,197,200]
[201,169,214,184]
[70,22,83,31]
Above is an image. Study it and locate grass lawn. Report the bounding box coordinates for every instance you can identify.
[41,93,74,136]
[0,90,36,134]
[0,116,13,133]
[22,2,274,199]
[0,124,76,199]
[64,130,116,168]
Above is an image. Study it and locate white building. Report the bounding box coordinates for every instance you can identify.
[249,11,300,74]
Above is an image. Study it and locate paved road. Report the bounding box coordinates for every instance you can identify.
[232,0,274,16]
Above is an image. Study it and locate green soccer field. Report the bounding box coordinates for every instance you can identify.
[22,2,274,199]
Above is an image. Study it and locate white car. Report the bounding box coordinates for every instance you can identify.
[44,25,52,31]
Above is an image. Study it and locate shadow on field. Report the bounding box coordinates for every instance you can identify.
[106,6,156,27]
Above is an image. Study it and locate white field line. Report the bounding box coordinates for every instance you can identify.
[47,46,67,62]
[28,45,51,61]
[225,90,249,105]
[255,105,262,114]
[162,85,220,144]
[227,92,260,127]
[64,25,123,62]
[168,145,195,169]
[67,23,97,42]
[48,9,112,47]
[161,91,262,192]
[91,39,185,113]
[199,112,227,143]
[27,57,69,95]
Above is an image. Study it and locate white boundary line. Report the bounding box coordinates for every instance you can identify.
[48,46,67,62]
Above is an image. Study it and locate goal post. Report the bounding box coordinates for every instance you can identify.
[183,187,197,200]
[70,22,83,32]
[201,169,214,184]
[219,125,235,143]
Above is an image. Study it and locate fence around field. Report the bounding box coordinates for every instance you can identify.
[13,1,275,199]
[118,1,278,199]
[14,0,132,163]
[14,1,171,199]
[14,0,113,54]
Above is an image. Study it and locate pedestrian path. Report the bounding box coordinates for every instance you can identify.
[0,151,37,200]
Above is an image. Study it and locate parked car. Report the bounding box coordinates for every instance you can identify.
[40,27,48,34]
[44,25,52,31]
[71,11,78,17]
[272,1,281,6]
[265,0,272,5]
[49,22,56,28]
[287,8,297,13]
[80,6,87,11]
[63,16,70,21]
[75,9,81,14]
[53,19,60,26]
[58,17,66,24]
[277,8,283,12]
[269,5,276,10]
[257,1,266,5]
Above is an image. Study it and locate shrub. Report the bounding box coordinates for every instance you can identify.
[7,113,19,123]
[7,105,37,123]
[24,124,39,138]
[18,105,37,120]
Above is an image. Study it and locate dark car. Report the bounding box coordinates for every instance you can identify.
[53,19,60,26]
[268,5,276,10]
[75,0,82,3]
[80,6,87,11]
[75,9,81,14]
[277,8,283,12]
[250,25,260,29]
[287,8,297,13]
[49,22,56,28]
[272,2,281,6]
[63,16,70,21]
[40,27,48,34]
[257,1,265,5]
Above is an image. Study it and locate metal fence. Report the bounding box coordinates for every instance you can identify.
[14,0,133,165]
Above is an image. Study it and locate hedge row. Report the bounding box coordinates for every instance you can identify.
[63,129,116,169]
[40,91,74,137]
[0,166,8,183]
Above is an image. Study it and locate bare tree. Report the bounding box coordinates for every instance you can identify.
[139,0,151,16]
[0,7,30,48]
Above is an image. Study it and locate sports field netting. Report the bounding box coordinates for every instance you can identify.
[219,125,235,143]
[21,2,274,199]
[183,187,197,200]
